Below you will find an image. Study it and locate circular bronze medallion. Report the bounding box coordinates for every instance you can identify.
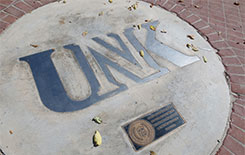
[128,119,155,146]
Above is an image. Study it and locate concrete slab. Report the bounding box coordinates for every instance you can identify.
[0,0,230,154]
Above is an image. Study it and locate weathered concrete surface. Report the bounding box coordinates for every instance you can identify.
[0,0,230,155]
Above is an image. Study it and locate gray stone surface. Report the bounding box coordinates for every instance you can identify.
[0,0,230,155]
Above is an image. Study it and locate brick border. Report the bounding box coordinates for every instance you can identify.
[0,0,244,154]
[0,0,57,33]
[146,1,245,154]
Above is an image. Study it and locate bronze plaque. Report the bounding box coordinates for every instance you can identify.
[123,103,185,151]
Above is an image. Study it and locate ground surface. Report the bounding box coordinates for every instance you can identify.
[0,0,244,155]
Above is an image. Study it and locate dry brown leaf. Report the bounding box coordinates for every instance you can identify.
[161,30,167,33]
[128,7,132,11]
[59,20,65,24]
[9,130,13,134]
[194,5,199,8]
[187,34,194,40]
[178,0,183,2]
[82,31,88,37]
[30,44,38,48]
[150,151,157,155]
[234,2,239,5]
[145,19,152,22]
[186,43,191,48]
[98,11,104,16]
[150,3,153,8]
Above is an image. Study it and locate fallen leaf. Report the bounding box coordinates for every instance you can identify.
[187,34,194,40]
[186,43,191,48]
[82,31,88,37]
[30,44,38,48]
[92,116,102,124]
[150,151,157,155]
[202,56,207,63]
[128,7,132,11]
[178,0,183,2]
[63,0,66,3]
[194,5,199,8]
[191,45,198,52]
[186,44,198,52]
[132,4,137,10]
[234,1,239,5]
[137,24,141,30]
[150,3,153,8]
[59,20,65,24]
[139,50,144,57]
[161,29,167,33]
[108,0,112,3]
[93,131,102,146]
[9,130,13,134]
[150,25,156,31]
[98,11,104,16]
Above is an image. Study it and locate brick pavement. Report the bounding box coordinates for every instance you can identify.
[0,0,244,154]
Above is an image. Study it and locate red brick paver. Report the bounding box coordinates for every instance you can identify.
[0,0,244,154]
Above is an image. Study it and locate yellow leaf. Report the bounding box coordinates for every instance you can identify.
[92,116,102,124]
[150,25,156,31]
[132,4,137,10]
[202,56,207,63]
[150,151,157,155]
[82,31,88,37]
[137,24,141,30]
[108,0,112,3]
[191,45,198,52]
[93,131,102,146]
[139,50,144,57]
